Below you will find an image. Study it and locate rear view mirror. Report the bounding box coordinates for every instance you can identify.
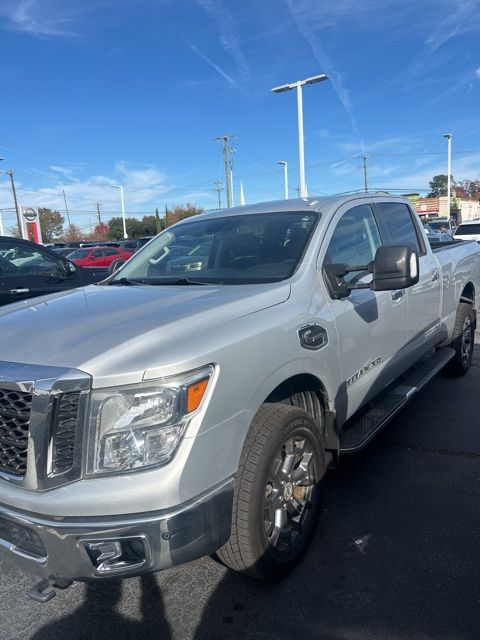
[371,245,419,291]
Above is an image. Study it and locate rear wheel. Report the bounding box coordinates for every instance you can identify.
[217,403,326,582]
[445,302,475,376]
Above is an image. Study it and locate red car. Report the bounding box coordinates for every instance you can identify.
[67,246,133,268]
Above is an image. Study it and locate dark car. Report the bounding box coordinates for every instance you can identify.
[0,236,105,307]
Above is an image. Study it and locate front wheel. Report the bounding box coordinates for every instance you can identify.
[445,302,475,376]
[217,403,326,582]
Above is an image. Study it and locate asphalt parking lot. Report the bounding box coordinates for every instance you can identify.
[1,340,479,640]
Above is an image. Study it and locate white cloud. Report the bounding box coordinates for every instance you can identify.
[196,0,250,83]
[476,67,480,78]
[186,40,236,86]
[0,0,79,38]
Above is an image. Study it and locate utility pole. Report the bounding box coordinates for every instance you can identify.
[62,189,72,227]
[6,170,22,235]
[214,180,223,209]
[362,155,368,192]
[215,134,235,208]
[96,202,102,225]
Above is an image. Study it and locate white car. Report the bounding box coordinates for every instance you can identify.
[453,220,480,242]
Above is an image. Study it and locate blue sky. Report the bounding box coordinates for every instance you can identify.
[0,0,479,231]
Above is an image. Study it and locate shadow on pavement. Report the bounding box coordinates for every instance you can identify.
[31,575,172,640]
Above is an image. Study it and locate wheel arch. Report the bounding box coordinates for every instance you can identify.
[263,374,335,448]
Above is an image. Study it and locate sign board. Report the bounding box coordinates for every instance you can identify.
[20,207,42,243]
[23,207,38,222]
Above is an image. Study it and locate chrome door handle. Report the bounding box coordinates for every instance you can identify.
[431,271,440,282]
[391,290,405,301]
[10,288,30,294]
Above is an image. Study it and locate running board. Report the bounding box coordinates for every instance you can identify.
[339,347,455,453]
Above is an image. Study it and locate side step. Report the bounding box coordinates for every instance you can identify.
[339,347,455,453]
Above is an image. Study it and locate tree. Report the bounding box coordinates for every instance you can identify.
[155,208,164,234]
[427,175,455,198]
[107,217,145,239]
[141,215,158,236]
[39,208,65,243]
[167,203,204,226]
[93,222,109,241]
[63,224,84,243]
[455,179,480,199]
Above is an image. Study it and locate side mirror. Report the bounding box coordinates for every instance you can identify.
[64,260,76,275]
[108,258,126,274]
[323,244,419,299]
[370,244,419,291]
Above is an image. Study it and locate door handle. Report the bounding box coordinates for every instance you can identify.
[431,271,440,282]
[10,288,30,294]
[391,289,405,301]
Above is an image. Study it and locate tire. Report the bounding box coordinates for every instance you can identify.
[445,302,475,377]
[217,403,326,582]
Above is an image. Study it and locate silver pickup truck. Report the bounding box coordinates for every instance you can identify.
[0,193,479,601]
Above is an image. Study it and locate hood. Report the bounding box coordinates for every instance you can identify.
[0,282,290,382]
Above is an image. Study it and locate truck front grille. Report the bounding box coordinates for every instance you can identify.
[0,388,32,477]
[52,392,81,475]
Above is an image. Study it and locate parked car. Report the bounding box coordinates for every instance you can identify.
[119,237,154,252]
[67,245,133,268]
[423,225,455,244]
[0,194,479,601]
[428,218,456,235]
[0,236,106,306]
[453,220,480,242]
[52,247,76,257]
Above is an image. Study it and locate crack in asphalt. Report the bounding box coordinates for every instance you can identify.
[389,440,480,459]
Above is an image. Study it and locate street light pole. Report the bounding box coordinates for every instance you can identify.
[111,184,127,238]
[443,133,452,218]
[272,74,328,198]
[277,161,289,199]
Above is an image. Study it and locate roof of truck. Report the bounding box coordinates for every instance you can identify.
[175,191,407,226]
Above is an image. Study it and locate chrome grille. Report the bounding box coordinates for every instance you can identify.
[0,388,32,477]
[52,392,81,475]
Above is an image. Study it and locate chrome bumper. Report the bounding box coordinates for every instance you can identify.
[0,478,233,582]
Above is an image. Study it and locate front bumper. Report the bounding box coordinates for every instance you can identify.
[0,478,233,582]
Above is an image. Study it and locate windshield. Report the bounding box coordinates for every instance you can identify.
[429,221,450,231]
[68,249,91,259]
[112,211,319,284]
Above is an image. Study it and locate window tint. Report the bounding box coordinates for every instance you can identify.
[91,249,103,258]
[376,202,421,252]
[454,224,480,235]
[103,248,119,256]
[324,205,381,281]
[0,241,65,278]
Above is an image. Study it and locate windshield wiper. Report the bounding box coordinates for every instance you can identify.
[148,278,212,286]
[109,277,143,286]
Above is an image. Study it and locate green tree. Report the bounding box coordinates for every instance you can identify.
[107,217,146,239]
[39,208,65,243]
[141,215,158,236]
[427,175,455,198]
[155,208,164,234]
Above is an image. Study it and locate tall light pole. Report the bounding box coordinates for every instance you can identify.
[272,74,329,198]
[443,133,452,218]
[111,184,127,238]
[277,161,289,199]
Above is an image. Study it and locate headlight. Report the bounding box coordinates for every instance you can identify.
[86,365,214,475]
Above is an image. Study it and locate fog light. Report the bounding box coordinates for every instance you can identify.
[84,537,149,574]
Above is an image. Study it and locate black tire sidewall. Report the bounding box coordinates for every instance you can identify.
[247,408,325,578]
